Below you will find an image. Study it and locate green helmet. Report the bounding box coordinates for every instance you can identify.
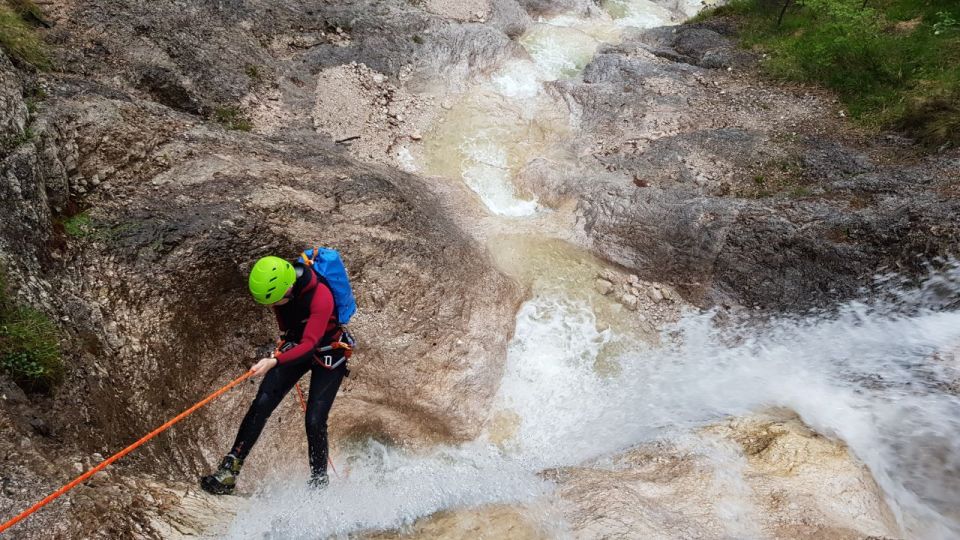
[248,256,296,305]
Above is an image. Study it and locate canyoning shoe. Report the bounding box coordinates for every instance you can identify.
[307,472,329,491]
[200,454,243,495]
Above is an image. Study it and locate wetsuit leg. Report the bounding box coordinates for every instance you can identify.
[230,358,310,460]
[304,362,346,477]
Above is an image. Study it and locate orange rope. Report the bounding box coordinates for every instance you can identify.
[0,370,254,535]
[294,381,307,413]
[293,382,340,479]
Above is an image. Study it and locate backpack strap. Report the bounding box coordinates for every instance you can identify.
[300,246,322,267]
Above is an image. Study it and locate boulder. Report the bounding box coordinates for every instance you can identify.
[549,414,900,539]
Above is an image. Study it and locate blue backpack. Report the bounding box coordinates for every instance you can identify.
[298,247,357,325]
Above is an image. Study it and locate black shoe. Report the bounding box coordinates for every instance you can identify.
[200,454,243,495]
[307,472,329,490]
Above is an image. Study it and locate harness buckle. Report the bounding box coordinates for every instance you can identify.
[274,339,296,357]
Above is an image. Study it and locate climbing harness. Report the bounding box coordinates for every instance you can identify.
[315,328,355,370]
[0,370,255,535]
[275,327,355,372]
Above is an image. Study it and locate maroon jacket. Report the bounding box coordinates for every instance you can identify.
[272,265,338,364]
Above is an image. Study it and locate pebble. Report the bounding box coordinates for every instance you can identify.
[648,288,663,303]
[621,293,639,311]
[599,269,618,282]
[595,279,614,295]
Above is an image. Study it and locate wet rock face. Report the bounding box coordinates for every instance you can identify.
[516,0,582,17]
[136,66,204,114]
[632,21,755,69]
[575,173,960,308]
[0,53,27,136]
[367,505,547,540]
[55,97,520,447]
[545,25,960,310]
[550,414,900,539]
[48,0,526,111]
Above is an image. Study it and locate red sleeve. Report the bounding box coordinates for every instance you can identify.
[274,285,335,364]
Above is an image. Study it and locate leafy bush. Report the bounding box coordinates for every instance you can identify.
[0,2,49,69]
[702,0,960,146]
[0,272,63,393]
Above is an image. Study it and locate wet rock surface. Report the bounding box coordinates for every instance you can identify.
[544,24,960,309]
[367,505,548,540]
[550,413,900,539]
[633,21,755,69]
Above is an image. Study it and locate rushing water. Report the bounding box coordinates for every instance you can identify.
[225,264,960,538]
[221,1,960,538]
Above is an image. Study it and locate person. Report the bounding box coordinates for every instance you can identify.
[200,255,351,494]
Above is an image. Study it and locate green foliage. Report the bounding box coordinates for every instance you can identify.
[0,126,32,152]
[213,106,253,131]
[0,2,49,69]
[59,212,132,242]
[244,64,262,83]
[897,88,960,146]
[5,0,46,22]
[932,10,957,35]
[703,0,960,146]
[25,85,45,114]
[62,212,93,238]
[0,271,63,393]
